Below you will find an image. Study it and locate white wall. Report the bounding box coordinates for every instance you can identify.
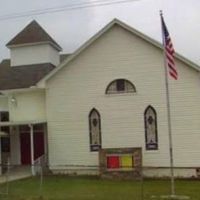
[10,127,21,165]
[8,90,46,122]
[0,96,8,111]
[10,43,60,66]
[46,24,200,169]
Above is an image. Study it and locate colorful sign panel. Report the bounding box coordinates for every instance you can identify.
[107,154,134,170]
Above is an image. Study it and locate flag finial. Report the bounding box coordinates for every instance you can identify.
[160,10,163,16]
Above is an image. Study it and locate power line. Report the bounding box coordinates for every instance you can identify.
[0,0,139,21]
[1,0,123,17]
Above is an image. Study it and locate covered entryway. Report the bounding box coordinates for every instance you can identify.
[0,120,48,176]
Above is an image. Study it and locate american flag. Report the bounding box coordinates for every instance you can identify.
[161,14,178,80]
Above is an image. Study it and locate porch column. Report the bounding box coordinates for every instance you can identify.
[29,124,35,176]
[44,124,48,158]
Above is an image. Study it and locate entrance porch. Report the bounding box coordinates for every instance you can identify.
[0,121,48,176]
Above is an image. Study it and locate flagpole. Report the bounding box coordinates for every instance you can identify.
[160,10,175,197]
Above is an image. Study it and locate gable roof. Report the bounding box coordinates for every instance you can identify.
[6,20,62,51]
[39,18,200,84]
[60,53,72,63]
[0,59,55,90]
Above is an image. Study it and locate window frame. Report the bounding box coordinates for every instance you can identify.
[0,111,10,153]
[89,108,102,152]
[144,105,158,151]
[105,79,136,94]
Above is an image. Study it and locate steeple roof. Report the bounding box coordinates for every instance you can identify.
[6,20,62,51]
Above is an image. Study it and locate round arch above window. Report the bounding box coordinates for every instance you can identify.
[105,79,136,94]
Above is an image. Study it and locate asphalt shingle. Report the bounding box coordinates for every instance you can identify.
[0,59,55,90]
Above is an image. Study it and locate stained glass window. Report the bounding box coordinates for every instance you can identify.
[106,79,136,94]
[144,106,158,150]
[89,108,101,151]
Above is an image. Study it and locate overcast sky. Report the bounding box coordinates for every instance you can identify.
[0,0,199,65]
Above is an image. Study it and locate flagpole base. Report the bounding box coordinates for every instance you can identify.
[151,195,190,199]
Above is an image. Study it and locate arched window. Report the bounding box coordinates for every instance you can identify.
[106,79,136,94]
[144,106,158,150]
[89,108,102,151]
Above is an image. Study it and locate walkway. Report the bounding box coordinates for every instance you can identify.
[0,166,32,184]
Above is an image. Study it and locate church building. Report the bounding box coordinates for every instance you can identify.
[0,19,200,177]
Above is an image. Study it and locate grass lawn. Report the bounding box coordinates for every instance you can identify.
[0,176,200,200]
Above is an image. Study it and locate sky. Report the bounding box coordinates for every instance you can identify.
[0,0,199,65]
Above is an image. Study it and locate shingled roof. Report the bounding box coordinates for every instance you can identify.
[6,20,62,51]
[0,59,55,90]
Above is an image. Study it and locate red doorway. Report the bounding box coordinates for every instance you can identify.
[20,132,31,165]
[34,132,44,160]
[20,125,45,165]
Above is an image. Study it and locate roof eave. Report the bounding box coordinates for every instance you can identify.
[7,41,62,52]
[38,18,200,84]
[0,120,47,127]
[0,87,44,95]
[113,18,200,71]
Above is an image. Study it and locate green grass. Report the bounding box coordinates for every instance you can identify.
[0,176,200,200]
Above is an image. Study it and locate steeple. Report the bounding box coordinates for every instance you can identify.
[7,20,62,51]
[6,20,62,67]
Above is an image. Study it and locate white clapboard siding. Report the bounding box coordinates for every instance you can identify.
[10,43,60,67]
[0,96,8,111]
[46,24,200,168]
[9,90,46,122]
